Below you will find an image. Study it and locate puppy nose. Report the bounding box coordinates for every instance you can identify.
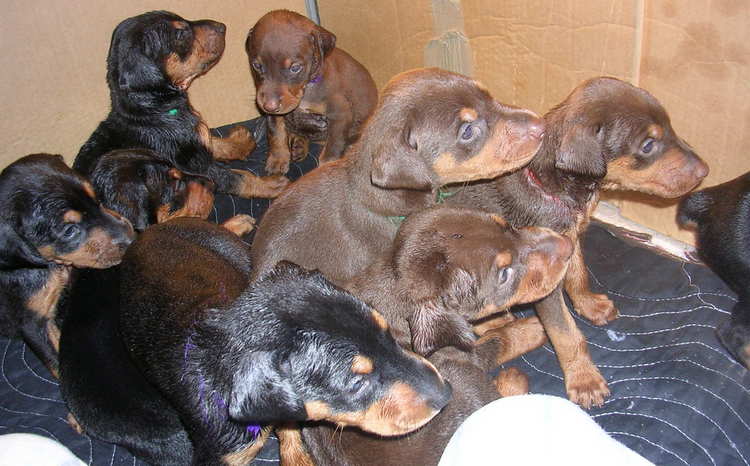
[693,159,709,180]
[537,234,573,261]
[510,111,545,140]
[263,98,281,113]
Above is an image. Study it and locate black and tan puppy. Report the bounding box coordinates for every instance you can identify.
[678,172,750,369]
[251,68,545,286]
[88,218,451,465]
[0,154,134,377]
[448,77,709,407]
[74,10,288,199]
[90,149,217,231]
[290,207,572,466]
[246,9,378,174]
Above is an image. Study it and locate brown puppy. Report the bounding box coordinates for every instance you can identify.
[246,10,378,175]
[289,207,572,466]
[250,68,545,285]
[448,77,709,407]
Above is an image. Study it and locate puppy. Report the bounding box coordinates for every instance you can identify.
[246,9,378,174]
[447,77,709,408]
[250,68,545,286]
[678,171,750,369]
[292,207,572,466]
[69,218,451,465]
[74,11,288,200]
[90,149,216,231]
[0,154,134,377]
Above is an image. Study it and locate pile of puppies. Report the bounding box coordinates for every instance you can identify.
[4,7,741,466]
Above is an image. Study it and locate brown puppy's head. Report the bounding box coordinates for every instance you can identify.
[0,154,135,270]
[548,77,708,197]
[391,207,572,356]
[246,10,336,114]
[226,263,452,436]
[365,68,545,191]
[107,11,225,94]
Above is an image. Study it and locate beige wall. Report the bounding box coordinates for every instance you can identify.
[1,0,306,168]
[319,0,750,243]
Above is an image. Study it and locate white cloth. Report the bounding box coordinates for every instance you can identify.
[439,394,653,466]
[0,433,85,466]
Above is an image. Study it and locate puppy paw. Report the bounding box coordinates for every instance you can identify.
[495,367,529,397]
[222,214,256,237]
[289,135,310,162]
[265,151,291,175]
[226,126,257,157]
[717,320,750,369]
[573,292,619,326]
[566,367,610,409]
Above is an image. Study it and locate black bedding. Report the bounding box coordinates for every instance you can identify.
[1,118,748,466]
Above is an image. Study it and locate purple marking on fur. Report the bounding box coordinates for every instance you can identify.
[308,73,322,85]
[198,377,209,425]
[246,424,262,439]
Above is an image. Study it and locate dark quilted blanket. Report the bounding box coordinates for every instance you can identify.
[1,118,748,465]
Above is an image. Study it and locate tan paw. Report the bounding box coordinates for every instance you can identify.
[289,135,310,162]
[574,292,619,326]
[566,368,610,409]
[67,412,84,435]
[495,367,529,397]
[221,214,256,237]
[265,151,291,175]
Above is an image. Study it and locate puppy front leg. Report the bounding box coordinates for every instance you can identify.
[477,316,547,364]
[564,238,618,325]
[535,286,609,409]
[266,115,293,175]
[221,215,256,237]
[210,126,257,161]
[319,96,351,163]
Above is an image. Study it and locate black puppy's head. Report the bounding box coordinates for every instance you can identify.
[547,77,708,197]
[366,68,545,191]
[246,10,336,114]
[390,207,572,356]
[0,154,135,269]
[107,11,225,97]
[224,263,451,436]
[91,149,215,231]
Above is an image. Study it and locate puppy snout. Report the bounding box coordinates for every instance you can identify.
[509,110,545,141]
[692,157,709,181]
[260,95,282,114]
[195,19,226,35]
[537,234,573,262]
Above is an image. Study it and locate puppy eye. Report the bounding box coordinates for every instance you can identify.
[351,377,370,393]
[458,122,479,142]
[289,63,302,74]
[497,267,513,286]
[641,138,655,155]
[61,223,80,240]
[252,62,264,73]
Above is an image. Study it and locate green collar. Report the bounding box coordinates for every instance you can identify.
[386,187,458,225]
[167,108,179,116]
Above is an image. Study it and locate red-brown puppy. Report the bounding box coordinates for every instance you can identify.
[246,10,378,175]
[448,77,709,407]
[286,207,572,466]
[250,68,545,286]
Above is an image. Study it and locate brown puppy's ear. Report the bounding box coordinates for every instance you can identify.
[555,123,607,178]
[370,124,433,190]
[403,255,477,356]
[245,27,254,51]
[408,299,476,357]
[312,25,336,57]
[0,222,48,269]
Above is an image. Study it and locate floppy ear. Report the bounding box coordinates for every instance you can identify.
[228,351,306,423]
[408,299,476,357]
[555,123,607,178]
[312,25,336,57]
[370,123,433,190]
[402,253,477,356]
[0,222,47,269]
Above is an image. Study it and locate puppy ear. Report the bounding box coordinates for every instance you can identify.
[370,124,433,190]
[245,27,254,51]
[0,222,47,269]
[403,256,477,356]
[555,123,607,178]
[312,25,336,57]
[408,299,476,357]
[228,351,306,424]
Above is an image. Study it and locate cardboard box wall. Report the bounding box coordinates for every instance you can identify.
[318,0,750,243]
